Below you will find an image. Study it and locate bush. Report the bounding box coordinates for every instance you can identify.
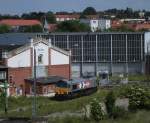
[126,86,150,110]
[90,98,105,121]
[105,91,116,117]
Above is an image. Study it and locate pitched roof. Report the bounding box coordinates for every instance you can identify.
[55,14,80,19]
[0,33,37,45]
[7,37,70,58]
[0,19,42,26]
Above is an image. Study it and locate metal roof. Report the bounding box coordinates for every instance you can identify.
[0,32,147,46]
[25,76,65,85]
[0,33,37,45]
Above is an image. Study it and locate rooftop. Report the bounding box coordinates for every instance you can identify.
[25,76,65,85]
[0,19,42,26]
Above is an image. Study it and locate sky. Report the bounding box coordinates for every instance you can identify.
[0,0,149,15]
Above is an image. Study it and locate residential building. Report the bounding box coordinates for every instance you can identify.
[111,20,123,29]
[55,14,80,22]
[98,19,111,30]
[80,19,111,32]
[80,19,99,32]
[0,19,42,32]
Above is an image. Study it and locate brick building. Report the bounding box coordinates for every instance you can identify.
[0,37,71,96]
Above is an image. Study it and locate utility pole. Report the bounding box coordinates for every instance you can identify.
[2,80,8,115]
[32,47,37,118]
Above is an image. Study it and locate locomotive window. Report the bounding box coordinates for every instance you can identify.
[102,74,107,79]
[72,84,78,90]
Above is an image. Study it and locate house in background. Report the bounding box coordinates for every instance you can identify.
[55,14,80,22]
[98,19,111,31]
[80,19,99,32]
[0,19,42,32]
[0,37,71,96]
[80,18,111,32]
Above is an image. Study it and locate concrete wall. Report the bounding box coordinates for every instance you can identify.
[71,62,144,77]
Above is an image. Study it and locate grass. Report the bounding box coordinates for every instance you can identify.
[0,89,109,118]
[48,110,150,123]
[0,83,150,123]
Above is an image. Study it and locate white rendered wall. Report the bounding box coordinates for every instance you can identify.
[51,49,69,65]
[90,20,99,32]
[98,19,111,30]
[34,42,49,66]
[7,49,31,68]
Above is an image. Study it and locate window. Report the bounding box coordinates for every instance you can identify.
[38,54,43,64]
[93,20,96,23]
[0,71,6,80]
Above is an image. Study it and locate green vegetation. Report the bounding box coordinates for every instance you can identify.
[45,11,56,24]
[128,75,150,82]
[48,110,150,123]
[82,7,97,15]
[120,84,150,110]
[90,98,105,121]
[0,24,10,33]
[0,89,108,118]
[56,20,91,32]
[105,91,116,118]
[24,25,43,32]
[0,83,150,123]
[0,91,5,111]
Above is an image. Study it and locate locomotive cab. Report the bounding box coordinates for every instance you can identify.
[97,70,109,85]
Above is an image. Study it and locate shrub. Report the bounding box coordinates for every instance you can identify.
[105,91,116,117]
[90,98,105,121]
[126,86,150,110]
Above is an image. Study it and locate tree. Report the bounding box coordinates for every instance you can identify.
[21,12,45,21]
[45,11,56,24]
[24,25,43,32]
[56,20,91,32]
[0,24,10,33]
[82,7,97,15]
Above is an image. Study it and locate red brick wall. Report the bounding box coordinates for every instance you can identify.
[47,64,71,79]
[8,67,32,95]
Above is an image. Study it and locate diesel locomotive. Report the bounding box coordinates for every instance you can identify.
[55,78,97,98]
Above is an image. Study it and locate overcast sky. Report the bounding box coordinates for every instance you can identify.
[0,0,149,15]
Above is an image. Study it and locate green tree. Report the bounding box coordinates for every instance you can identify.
[0,24,10,33]
[82,7,97,15]
[45,11,56,24]
[56,20,90,32]
[24,25,43,32]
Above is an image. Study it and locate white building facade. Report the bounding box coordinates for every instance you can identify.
[80,19,111,32]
